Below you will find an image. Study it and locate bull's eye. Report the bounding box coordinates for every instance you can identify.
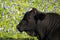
[22,20,28,25]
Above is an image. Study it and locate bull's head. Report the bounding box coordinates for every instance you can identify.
[16,8,46,36]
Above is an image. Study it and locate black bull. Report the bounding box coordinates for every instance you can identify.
[16,8,60,40]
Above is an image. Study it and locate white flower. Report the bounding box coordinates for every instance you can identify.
[0,28,3,31]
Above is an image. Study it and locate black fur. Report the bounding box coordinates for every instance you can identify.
[17,8,60,40]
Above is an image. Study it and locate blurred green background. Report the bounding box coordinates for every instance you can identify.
[0,0,60,40]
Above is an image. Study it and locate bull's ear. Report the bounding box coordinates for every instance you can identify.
[34,13,46,21]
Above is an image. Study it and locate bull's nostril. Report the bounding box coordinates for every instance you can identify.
[16,25,23,32]
[18,28,23,32]
[19,28,23,32]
